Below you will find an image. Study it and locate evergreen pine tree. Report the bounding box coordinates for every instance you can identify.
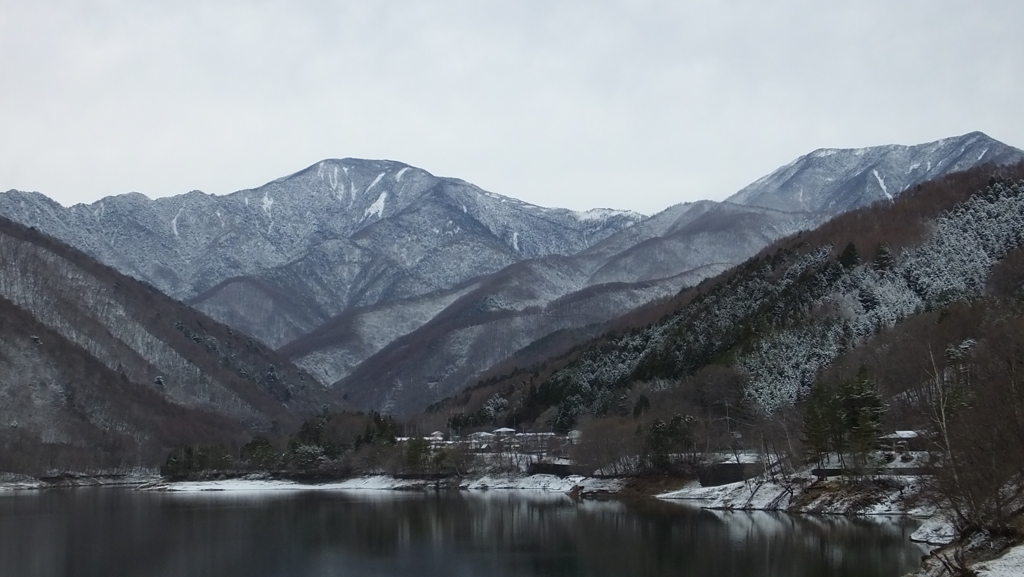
[839,367,884,469]
[633,394,651,419]
[839,242,861,268]
[801,381,834,468]
[851,371,884,465]
[874,243,893,271]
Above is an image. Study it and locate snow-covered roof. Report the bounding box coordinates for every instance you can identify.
[880,431,920,439]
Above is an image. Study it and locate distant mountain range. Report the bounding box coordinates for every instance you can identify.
[0,161,641,347]
[1,131,1020,417]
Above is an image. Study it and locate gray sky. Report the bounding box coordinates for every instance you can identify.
[2,1,1022,214]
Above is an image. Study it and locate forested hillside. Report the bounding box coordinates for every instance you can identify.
[0,218,334,474]
[425,162,1024,448]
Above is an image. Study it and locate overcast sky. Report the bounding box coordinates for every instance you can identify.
[1,1,1022,214]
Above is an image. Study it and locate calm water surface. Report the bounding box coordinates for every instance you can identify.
[0,488,926,577]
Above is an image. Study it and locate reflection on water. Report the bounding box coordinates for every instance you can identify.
[0,488,925,577]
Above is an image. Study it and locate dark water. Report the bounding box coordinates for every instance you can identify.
[0,488,926,577]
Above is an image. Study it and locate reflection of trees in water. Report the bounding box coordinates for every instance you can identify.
[0,490,925,577]
[275,494,923,577]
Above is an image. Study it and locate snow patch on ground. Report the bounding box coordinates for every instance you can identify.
[330,165,340,192]
[910,514,956,545]
[144,475,624,496]
[572,208,639,221]
[2,474,159,492]
[909,538,1024,577]
[364,192,387,218]
[658,474,932,516]
[365,172,386,194]
[395,167,410,182]
[659,478,798,510]
[975,543,1024,577]
[873,169,892,199]
[145,476,424,493]
[171,206,184,237]
[0,479,44,492]
[460,475,622,495]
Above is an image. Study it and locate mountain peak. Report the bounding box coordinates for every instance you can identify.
[727,132,1024,216]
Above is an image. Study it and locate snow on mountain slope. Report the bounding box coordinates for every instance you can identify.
[308,134,1024,414]
[2,134,1020,417]
[286,202,812,413]
[583,202,813,286]
[330,263,733,414]
[727,132,1024,216]
[0,160,642,349]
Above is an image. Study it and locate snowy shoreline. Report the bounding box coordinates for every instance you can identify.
[12,470,1021,575]
[136,473,625,496]
[657,474,933,516]
[654,474,1023,577]
[0,473,160,492]
[0,470,969,550]
[136,469,951,546]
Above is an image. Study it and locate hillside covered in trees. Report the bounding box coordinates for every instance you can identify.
[0,217,336,474]
[421,163,1024,497]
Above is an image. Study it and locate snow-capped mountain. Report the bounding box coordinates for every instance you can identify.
[727,132,1022,216]
[0,160,642,349]
[281,133,1023,414]
[1,132,1020,417]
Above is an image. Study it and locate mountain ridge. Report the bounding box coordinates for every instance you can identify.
[416,160,1024,438]
[2,132,1021,417]
[0,160,643,351]
[727,131,1021,215]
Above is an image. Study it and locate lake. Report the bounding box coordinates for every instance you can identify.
[0,487,926,577]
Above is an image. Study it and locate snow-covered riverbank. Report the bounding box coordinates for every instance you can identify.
[657,473,934,516]
[0,473,160,492]
[17,469,1020,575]
[657,474,1024,577]
[139,474,624,497]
